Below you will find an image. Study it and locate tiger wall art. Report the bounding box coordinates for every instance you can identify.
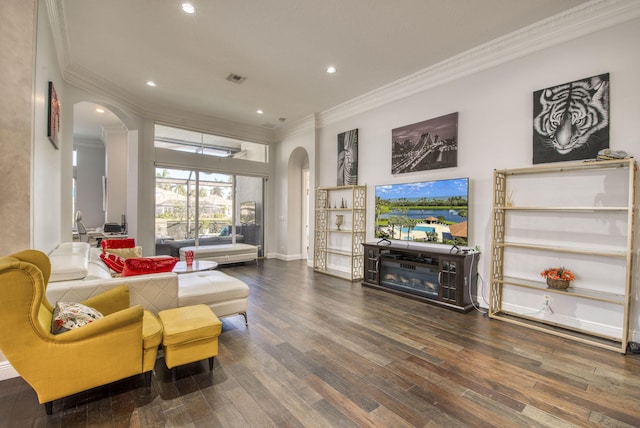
[533,73,609,164]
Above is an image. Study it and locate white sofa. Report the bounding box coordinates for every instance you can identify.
[45,243,249,323]
[179,243,258,265]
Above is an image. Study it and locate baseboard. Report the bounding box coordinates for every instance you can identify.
[266,252,304,261]
[0,361,19,381]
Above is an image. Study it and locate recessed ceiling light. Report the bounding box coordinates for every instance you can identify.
[181,3,195,14]
[257,109,264,115]
[327,66,337,74]
[95,108,105,113]
[146,81,157,87]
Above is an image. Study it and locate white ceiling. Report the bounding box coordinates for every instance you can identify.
[60,0,591,139]
[73,102,123,141]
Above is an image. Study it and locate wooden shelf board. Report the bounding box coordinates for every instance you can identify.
[326,248,362,256]
[498,276,625,304]
[315,267,362,281]
[494,158,634,175]
[489,311,626,353]
[495,206,628,211]
[316,208,366,211]
[497,242,627,258]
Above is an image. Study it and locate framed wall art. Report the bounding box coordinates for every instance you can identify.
[533,73,609,164]
[47,81,60,150]
[337,128,358,186]
[391,112,458,174]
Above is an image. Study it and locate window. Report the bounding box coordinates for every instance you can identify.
[154,124,268,162]
[155,168,264,256]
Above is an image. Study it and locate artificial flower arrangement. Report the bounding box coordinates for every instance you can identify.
[540,267,575,281]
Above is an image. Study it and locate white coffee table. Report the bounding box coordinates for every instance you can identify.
[172,260,218,274]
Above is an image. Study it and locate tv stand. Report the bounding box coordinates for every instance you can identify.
[362,242,479,313]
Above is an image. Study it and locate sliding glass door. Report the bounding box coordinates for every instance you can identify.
[234,175,264,254]
[155,167,264,257]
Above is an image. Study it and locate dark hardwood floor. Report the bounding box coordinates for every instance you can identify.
[1,259,640,427]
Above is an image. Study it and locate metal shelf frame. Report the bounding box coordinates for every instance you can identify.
[314,185,366,281]
[489,158,636,353]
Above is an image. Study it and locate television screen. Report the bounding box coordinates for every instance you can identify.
[240,201,256,224]
[375,177,469,246]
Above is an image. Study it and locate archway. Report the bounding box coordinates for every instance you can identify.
[287,147,310,260]
[72,101,128,234]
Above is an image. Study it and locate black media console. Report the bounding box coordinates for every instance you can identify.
[362,242,479,313]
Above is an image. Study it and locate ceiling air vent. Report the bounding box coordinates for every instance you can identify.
[226,73,247,84]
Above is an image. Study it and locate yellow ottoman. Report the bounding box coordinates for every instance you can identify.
[158,304,222,379]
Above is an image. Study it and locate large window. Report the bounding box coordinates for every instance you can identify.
[154,124,267,258]
[155,168,264,256]
[155,124,268,162]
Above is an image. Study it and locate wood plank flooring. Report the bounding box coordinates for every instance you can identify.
[1,259,640,427]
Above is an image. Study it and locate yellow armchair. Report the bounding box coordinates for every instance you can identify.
[0,250,163,415]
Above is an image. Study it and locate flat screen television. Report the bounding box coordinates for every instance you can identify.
[375,177,469,246]
[240,201,256,224]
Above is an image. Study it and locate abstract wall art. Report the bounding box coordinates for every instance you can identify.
[47,81,60,149]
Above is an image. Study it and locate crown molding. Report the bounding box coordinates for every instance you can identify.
[274,114,318,141]
[45,0,71,71]
[62,64,275,144]
[48,0,274,144]
[317,0,640,128]
[49,0,640,143]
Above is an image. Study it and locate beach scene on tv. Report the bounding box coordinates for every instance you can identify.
[375,178,468,246]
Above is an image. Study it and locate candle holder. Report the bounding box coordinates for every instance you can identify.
[335,214,344,231]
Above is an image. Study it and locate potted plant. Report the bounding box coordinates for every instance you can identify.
[540,267,575,290]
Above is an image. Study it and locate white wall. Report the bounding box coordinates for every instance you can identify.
[126,130,139,239]
[32,0,64,254]
[1,0,64,378]
[278,18,640,341]
[270,117,316,260]
[104,128,128,225]
[74,140,105,228]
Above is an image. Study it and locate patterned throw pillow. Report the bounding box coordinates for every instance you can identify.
[99,251,125,273]
[105,246,142,259]
[51,302,104,334]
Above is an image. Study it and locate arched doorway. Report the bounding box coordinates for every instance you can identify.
[287,147,310,260]
[72,101,127,236]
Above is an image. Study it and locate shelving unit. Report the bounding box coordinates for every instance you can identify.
[314,185,366,280]
[489,158,636,353]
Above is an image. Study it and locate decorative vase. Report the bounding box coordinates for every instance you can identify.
[546,278,570,290]
[335,214,344,231]
[185,250,194,267]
